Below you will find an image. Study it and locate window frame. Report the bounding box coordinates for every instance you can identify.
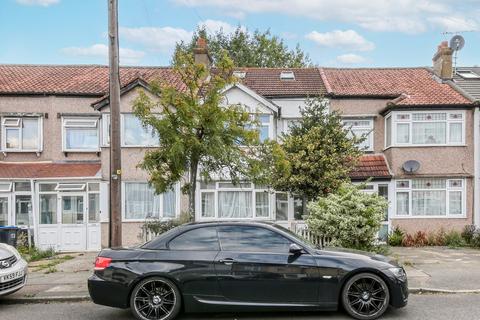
[121,113,160,148]
[122,182,179,222]
[62,116,100,152]
[393,178,466,218]
[198,181,272,221]
[1,117,42,152]
[342,117,374,151]
[385,111,465,148]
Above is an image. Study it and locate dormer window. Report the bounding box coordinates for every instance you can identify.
[456,70,480,79]
[280,71,295,80]
[233,71,246,79]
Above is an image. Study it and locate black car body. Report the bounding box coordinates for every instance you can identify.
[89,222,408,319]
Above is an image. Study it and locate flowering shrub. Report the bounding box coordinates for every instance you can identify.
[306,183,387,250]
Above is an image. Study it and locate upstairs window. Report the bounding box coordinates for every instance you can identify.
[62,117,99,152]
[385,111,464,147]
[256,114,272,142]
[343,118,374,151]
[1,117,41,151]
[122,114,159,147]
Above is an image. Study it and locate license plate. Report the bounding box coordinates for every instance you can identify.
[0,270,24,283]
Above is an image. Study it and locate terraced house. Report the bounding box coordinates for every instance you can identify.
[0,41,477,251]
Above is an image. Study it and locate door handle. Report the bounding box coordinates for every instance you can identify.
[219,258,235,265]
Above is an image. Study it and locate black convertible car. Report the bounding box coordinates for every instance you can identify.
[88,222,408,320]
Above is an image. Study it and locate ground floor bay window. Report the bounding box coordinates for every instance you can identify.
[394,178,465,217]
[123,182,179,221]
[197,181,305,222]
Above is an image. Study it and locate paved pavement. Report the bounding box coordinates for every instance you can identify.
[2,294,480,319]
[389,247,480,290]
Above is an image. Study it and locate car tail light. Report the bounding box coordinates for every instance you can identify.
[94,257,112,271]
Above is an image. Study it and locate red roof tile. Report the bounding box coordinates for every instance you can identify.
[0,162,101,179]
[238,68,326,97]
[0,65,324,98]
[321,68,471,106]
[350,154,391,179]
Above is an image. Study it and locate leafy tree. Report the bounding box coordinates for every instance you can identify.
[133,48,285,216]
[271,97,364,203]
[306,183,387,250]
[176,26,311,68]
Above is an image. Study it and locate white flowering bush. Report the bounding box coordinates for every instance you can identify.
[306,183,387,250]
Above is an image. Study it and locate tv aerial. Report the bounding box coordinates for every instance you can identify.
[449,34,466,76]
[450,35,465,51]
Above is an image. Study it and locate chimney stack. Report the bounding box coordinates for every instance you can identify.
[193,37,212,69]
[432,41,453,80]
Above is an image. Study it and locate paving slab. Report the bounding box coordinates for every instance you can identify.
[390,246,480,291]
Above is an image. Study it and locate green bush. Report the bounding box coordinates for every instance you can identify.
[461,225,476,245]
[18,247,56,262]
[444,230,465,248]
[470,231,480,248]
[141,211,192,239]
[388,227,404,246]
[306,183,387,251]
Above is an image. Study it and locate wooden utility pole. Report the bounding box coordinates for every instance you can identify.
[108,0,122,247]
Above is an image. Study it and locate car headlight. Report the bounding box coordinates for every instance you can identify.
[388,267,407,281]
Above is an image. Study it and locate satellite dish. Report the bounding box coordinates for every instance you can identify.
[450,35,465,51]
[402,160,420,174]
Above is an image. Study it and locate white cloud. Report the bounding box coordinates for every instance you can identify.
[336,53,366,64]
[16,0,59,6]
[199,19,238,34]
[172,0,479,34]
[61,44,145,65]
[306,30,375,51]
[428,16,478,32]
[119,26,192,53]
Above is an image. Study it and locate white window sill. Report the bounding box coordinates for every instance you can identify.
[384,144,466,151]
[63,149,101,153]
[392,215,467,219]
[1,149,42,153]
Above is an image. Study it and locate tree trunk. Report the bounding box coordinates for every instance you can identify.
[188,160,198,220]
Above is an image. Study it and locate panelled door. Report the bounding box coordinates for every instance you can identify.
[59,194,87,251]
[86,193,101,251]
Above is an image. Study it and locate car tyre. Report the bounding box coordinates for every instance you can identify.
[130,276,181,320]
[341,272,390,320]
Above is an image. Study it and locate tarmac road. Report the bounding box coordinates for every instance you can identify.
[2,293,480,320]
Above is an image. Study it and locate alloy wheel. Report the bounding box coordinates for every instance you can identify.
[342,273,389,320]
[132,278,178,320]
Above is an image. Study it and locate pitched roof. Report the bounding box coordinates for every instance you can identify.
[452,67,480,101]
[0,65,325,98]
[0,162,101,179]
[0,65,184,96]
[237,68,326,97]
[350,154,391,180]
[321,67,471,106]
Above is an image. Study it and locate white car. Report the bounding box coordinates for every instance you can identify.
[0,243,28,296]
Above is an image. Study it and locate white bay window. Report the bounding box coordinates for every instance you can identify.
[199,182,270,219]
[123,182,177,220]
[1,117,41,151]
[395,178,465,217]
[62,117,99,151]
[385,111,464,147]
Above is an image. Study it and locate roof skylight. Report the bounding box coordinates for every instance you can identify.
[280,71,295,80]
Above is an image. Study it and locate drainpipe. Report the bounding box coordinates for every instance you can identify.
[30,179,37,248]
[474,107,480,227]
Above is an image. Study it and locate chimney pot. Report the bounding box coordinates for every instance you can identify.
[193,37,212,68]
[432,41,453,80]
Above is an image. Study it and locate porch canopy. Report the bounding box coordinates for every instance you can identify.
[0,162,101,179]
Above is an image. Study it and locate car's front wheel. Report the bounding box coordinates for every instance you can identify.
[341,272,390,320]
[130,277,181,320]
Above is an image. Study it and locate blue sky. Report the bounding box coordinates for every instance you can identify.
[1,0,479,67]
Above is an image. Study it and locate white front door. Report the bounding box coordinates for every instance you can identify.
[59,194,87,251]
[86,193,101,251]
[0,196,9,226]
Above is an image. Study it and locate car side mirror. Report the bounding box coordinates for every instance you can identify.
[289,243,304,255]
